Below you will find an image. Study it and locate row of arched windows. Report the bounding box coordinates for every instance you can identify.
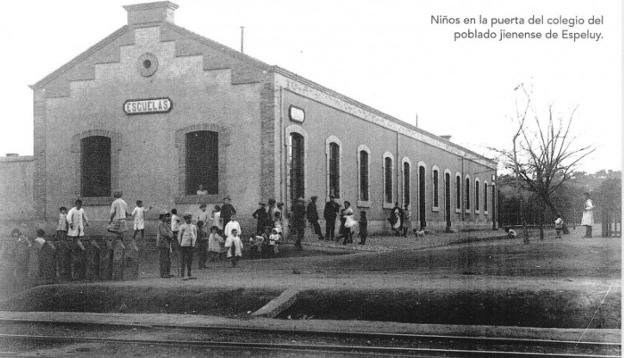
[326,137,493,215]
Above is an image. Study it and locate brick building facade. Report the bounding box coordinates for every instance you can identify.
[26,1,497,235]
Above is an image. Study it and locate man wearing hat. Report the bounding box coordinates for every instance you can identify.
[323,195,340,241]
[252,202,270,235]
[306,196,324,240]
[291,197,307,250]
[220,196,236,227]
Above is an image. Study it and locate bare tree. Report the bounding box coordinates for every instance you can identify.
[493,84,595,240]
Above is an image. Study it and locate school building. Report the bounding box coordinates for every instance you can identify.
[3,1,497,236]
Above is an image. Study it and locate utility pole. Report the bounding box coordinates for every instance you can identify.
[240,26,245,53]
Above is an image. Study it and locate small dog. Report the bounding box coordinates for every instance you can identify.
[414,229,425,238]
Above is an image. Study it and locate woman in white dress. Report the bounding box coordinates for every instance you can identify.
[581,192,594,238]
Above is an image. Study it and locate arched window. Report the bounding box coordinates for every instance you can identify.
[185,130,218,195]
[432,166,440,211]
[465,176,471,211]
[402,158,411,207]
[326,136,342,198]
[455,173,461,212]
[81,136,111,197]
[358,146,370,204]
[484,182,488,213]
[475,179,480,212]
[383,153,394,204]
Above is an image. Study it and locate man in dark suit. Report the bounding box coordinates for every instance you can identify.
[306,196,324,240]
[323,195,340,240]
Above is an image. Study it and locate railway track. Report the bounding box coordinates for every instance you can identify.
[0,320,619,358]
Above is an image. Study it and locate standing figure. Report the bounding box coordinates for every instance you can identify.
[67,199,88,280]
[132,200,152,242]
[108,191,130,246]
[323,195,340,241]
[291,198,307,250]
[177,213,197,279]
[306,196,324,240]
[359,211,368,245]
[401,204,410,237]
[268,228,280,256]
[252,202,269,235]
[211,205,222,233]
[196,221,208,269]
[197,204,210,229]
[342,201,356,244]
[12,229,30,288]
[170,208,181,275]
[581,192,594,238]
[156,211,173,278]
[224,214,242,240]
[207,226,224,262]
[554,215,564,239]
[225,228,243,267]
[56,206,70,279]
[220,196,236,228]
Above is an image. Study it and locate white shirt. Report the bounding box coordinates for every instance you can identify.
[224,220,242,238]
[212,211,222,230]
[110,198,129,220]
[171,214,181,232]
[198,209,210,224]
[132,206,148,230]
[66,207,88,237]
[178,223,197,247]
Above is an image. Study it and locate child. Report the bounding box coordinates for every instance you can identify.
[196,221,208,269]
[56,207,68,241]
[554,215,564,239]
[273,211,283,235]
[225,228,243,267]
[170,209,181,241]
[67,199,88,280]
[156,211,173,278]
[211,205,222,233]
[177,213,197,280]
[207,226,224,262]
[132,200,152,241]
[250,234,265,258]
[359,211,368,245]
[505,227,518,239]
[268,227,280,256]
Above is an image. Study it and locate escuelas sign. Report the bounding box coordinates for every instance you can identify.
[123,98,172,115]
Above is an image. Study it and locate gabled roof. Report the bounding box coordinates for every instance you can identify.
[30,21,496,167]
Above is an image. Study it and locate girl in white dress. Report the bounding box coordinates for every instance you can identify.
[581,192,594,238]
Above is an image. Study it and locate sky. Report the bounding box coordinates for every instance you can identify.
[0,0,621,173]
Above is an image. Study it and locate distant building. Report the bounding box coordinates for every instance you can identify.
[8,2,497,234]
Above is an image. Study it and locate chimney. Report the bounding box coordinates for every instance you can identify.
[123,1,179,26]
[440,135,452,141]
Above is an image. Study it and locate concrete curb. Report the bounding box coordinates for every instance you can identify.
[0,311,618,343]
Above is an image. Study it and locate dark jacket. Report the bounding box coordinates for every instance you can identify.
[323,201,340,220]
[306,201,319,222]
[220,203,236,221]
[292,201,307,228]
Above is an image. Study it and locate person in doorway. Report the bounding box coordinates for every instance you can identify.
[581,192,594,238]
[196,184,208,196]
[323,195,340,240]
[306,196,324,240]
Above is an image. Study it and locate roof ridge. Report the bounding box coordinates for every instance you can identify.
[30,26,129,90]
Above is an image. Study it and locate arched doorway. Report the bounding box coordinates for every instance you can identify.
[289,133,305,207]
[445,172,451,229]
[418,165,426,229]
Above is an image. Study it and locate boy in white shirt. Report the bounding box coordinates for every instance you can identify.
[66,199,88,280]
[177,213,197,279]
[225,228,243,267]
[132,200,152,241]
